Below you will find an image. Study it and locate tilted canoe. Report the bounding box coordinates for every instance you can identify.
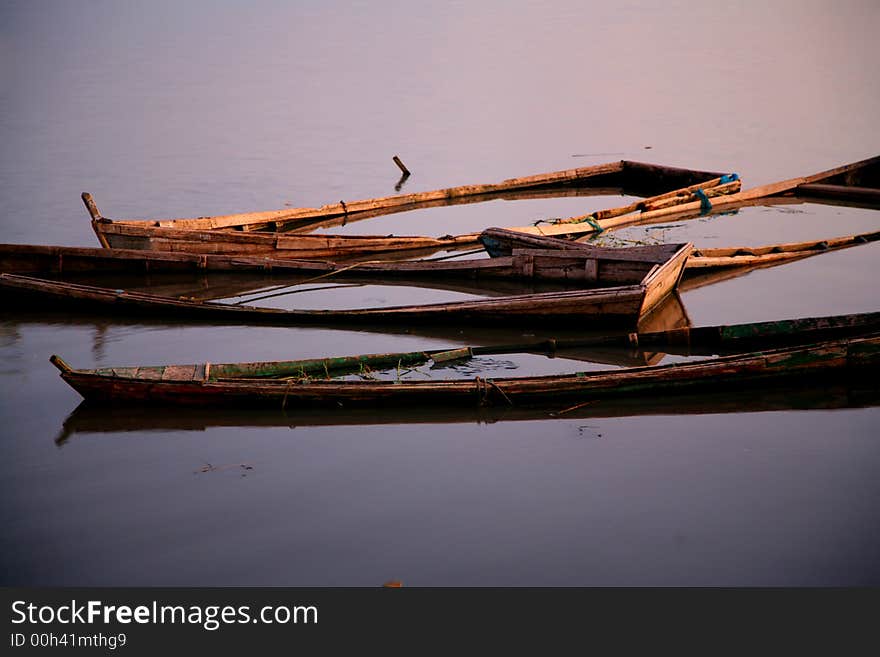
[479,227,880,272]
[85,159,724,232]
[84,160,725,257]
[0,240,691,328]
[83,156,877,257]
[49,331,880,407]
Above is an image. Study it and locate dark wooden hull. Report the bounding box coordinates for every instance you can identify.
[55,380,880,442]
[0,241,685,286]
[0,241,690,328]
[52,334,880,408]
[0,273,648,327]
[480,227,880,284]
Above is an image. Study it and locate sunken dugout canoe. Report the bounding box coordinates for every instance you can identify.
[0,241,691,328]
[49,332,880,407]
[0,239,686,282]
[55,380,880,442]
[84,160,725,257]
[86,160,724,233]
[479,227,880,272]
[6,222,878,281]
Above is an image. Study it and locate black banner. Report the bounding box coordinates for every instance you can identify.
[1,588,875,652]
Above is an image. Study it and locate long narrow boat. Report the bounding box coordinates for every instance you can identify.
[50,309,880,379]
[0,239,687,282]
[54,380,880,442]
[84,155,878,257]
[4,224,877,280]
[49,329,880,407]
[86,159,723,233]
[85,161,726,257]
[0,240,691,328]
[479,227,880,271]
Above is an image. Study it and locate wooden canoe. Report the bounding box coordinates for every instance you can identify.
[8,220,875,281]
[0,240,691,328]
[510,154,880,238]
[85,160,725,257]
[479,227,880,272]
[85,160,724,233]
[55,379,880,442]
[0,239,688,284]
[84,156,877,257]
[49,331,880,407]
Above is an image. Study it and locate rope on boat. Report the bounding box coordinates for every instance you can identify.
[281,379,294,410]
[693,187,713,214]
[233,283,365,305]
[581,214,604,232]
[719,173,740,184]
[473,376,512,406]
[487,380,513,406]
[474,376,487,405]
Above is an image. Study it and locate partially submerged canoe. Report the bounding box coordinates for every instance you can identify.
[52,309,880,438]
[49,330,880,407]
[0,240,691,328]
[0,238,688,283]
[55,379,880,442]
[5,224,877,281]
[86,159,724,232]
[85,160,725,257]
[479,227,880,272]
[83,156,878,257]
[510,155,880,238]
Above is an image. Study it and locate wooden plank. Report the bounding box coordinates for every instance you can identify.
[0,273,649,327]
[161,365,197,381]
[584,258,598,282]
[90,161,628,231]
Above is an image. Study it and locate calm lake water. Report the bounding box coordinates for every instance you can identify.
[1,0,879,585]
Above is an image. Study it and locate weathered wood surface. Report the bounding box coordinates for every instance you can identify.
[53,311,879,382]
[0,272,652,328]
[509,155,880,238]
[480,227,880,271]
[87,160,725,255]
[688,231,880,268]
[50,333,880,407]
[84,156,876,258]
[0,240,685,288]
[546,176,741,227]
[88,160,724,232]
[55,380,880,441]
[94,221,483,258]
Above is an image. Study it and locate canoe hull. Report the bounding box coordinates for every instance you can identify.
[55,334,880,408]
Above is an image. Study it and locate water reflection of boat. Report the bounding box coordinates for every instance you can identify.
[54,381,880,446]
